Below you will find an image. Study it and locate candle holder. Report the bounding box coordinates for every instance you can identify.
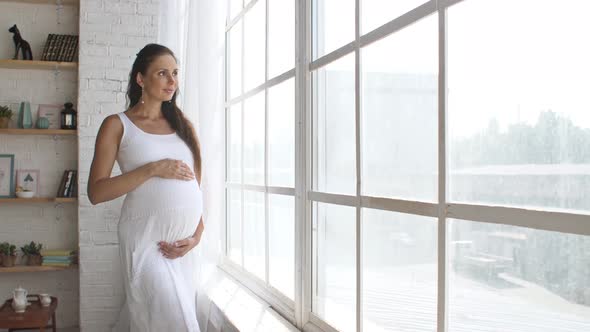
[60,102,76,130]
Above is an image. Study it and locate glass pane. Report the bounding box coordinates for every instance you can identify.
[449,219,590,331]
[312,0,355,59]
[269,194,295,300]
[227,105,242,183]
[268,78,295,187]
[448,0,590,212]
[268,0,295,78]
[361,0,429,34]
[243,191,266,280]
[228,21,243,99]
[362,208,437,331]
[361,15,438,201]
[313,202,356,331]
[227,189,242,265]
[229,0,243,20]
[313,54,356,195]
[244,0,266,92]
[243,92,265,185]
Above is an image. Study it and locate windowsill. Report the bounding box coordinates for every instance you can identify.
[197,267,300,332]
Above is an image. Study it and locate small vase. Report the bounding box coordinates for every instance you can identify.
[0,117,9,128]
[36,116,50,129]
[18,102,32,129]
[26,254,42,266]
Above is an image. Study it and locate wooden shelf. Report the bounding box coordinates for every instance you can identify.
[0,59,77,71]
[54,197,77,203]
[0,197,77,203]
[0,128,77,135]
[0,265,77,273]
[0,0,78,6]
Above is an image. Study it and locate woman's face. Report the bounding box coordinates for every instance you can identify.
[137,54,179,103]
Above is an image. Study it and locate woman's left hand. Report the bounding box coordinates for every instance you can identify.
[158,236,200,259]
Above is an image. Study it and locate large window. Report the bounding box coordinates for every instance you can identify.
[225,0,297,307]
[225,0,590,331]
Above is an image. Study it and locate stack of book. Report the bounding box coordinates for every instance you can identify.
[40,249,77,267]
[41,34,79,62]
[56,169,77,197]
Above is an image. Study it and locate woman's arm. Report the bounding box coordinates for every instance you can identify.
[87,115,195,205]
[87,115,154,204]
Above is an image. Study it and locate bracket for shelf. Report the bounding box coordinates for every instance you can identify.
[53,66,61,92]
[55,0,64,25]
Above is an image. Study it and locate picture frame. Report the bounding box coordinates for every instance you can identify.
[16,169,40,195]
[37,104,62,129]
[0,154,15,198]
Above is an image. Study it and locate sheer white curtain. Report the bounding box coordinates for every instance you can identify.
[159,1,227,331]
[158,0,191,112]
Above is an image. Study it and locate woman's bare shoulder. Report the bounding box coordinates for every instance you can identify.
[97,114,124,143]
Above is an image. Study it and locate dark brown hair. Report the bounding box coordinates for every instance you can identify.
[126,43,202,183]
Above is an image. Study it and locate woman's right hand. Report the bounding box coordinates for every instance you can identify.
[152,159,195,181]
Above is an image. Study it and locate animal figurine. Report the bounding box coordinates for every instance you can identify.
[8,24,33,60]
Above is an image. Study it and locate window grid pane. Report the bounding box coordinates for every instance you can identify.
[360,0,429,34]
[312,53,356,195]
[228,21,243,100]
[244,0,266,92]
[312,202,356,332]
[448,0,590,213]
[268,78,295,188]
[243,92,265,185]
[268,0,295,78]
[361,14,438,202]
[227,188,242,265]
[269,194,295,299]
[244,190,266,280]
[449,219,590,331]
[312,0,355,59]
[362,208,437,331]
[228,105,242,183]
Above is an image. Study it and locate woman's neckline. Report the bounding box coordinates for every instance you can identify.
[122,112,176,137]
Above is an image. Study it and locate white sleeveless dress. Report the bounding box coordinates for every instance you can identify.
[114,112,203,332]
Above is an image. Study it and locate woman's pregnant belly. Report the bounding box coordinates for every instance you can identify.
[122,177,202,218]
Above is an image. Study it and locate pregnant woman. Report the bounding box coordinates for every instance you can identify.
[87,44,203,331]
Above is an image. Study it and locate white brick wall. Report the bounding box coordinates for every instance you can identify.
[0,1,80,330]
[78,0,160,331]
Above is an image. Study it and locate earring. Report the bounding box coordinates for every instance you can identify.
[140,87,145,104]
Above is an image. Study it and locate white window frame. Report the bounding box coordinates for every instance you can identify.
[223,0,590,331]
[223,0,300,324]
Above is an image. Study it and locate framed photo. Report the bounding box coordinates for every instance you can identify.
[16,169,40,195]
[37,104,62,129]
[0,154,15,198]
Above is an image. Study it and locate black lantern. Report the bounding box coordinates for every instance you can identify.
[60,102,77,130]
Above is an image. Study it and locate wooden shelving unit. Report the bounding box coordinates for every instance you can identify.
[0,129,77,135]
[0,59,77,71]
[0,197,77,203]
[0,265,77,273]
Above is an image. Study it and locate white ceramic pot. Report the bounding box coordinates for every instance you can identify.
[39,293,51,307]
[16,191,35,198]
[12,286,27,313]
